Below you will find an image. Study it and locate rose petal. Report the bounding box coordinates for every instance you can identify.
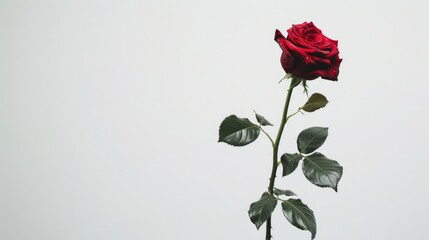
[311,56,342,80]
[274,29,286,41]
[285,40,313,63]
[280,50,294,71]
[275,30,295,72]
[274,29,288,51]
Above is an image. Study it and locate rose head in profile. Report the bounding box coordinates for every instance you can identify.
[275,22,342,81]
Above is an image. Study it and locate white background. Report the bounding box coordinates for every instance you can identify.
[1,0,428,239]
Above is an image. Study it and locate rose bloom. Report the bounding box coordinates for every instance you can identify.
[275,22,342,81]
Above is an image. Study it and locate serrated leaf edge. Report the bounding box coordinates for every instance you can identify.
[281,199,317,239]
[297,127,328,154]
[302,153,343,192]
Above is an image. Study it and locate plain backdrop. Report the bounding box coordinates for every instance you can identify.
[1,0,428,239]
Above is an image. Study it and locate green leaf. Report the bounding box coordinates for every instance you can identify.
[254,111,273,126]
[281,198,317,239]
[301,93,328,112]
[218,115,260,146]
[248,192,277,229]
[297,127,328,154]
[273,188,297,197]
[281,153,302,176]
[302,152,343,191]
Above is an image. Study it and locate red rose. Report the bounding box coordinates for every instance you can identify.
[275,22,342,81]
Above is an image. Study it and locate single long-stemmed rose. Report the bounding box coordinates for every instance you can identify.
[218,22,343,240]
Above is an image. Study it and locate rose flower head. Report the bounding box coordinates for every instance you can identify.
[275,22,342,81]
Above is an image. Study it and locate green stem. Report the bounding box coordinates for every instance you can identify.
[260,127,275,147]
[265,79,296,240]
[287,108,302,121]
